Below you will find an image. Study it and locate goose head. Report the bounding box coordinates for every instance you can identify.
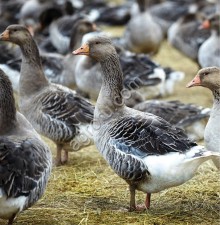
[200,14,220,31]
[0,25,31,45]
[73,35,116,62]
[186,66,220,91]
[69,19,97,50]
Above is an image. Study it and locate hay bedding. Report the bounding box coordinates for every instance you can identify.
[2,40,219,225]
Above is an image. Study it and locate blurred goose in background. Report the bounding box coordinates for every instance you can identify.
[85,1,132,25]
[75,44,166,102]
[0,0,24,32]
[0,43,21,92]
[149,0,192,36]
[0,19,97,91]
[75,32,184,102]
[48,14,87,54]
[147,66,185,99]
[168,12,211,61]
[0,68,52,225]
[187,66,220,169]
[198,13,220,67]
[134,100,210,141]
[73,35,220,211]
[150,0,214,36]
[18,0,73,33]
[118,0,163,54]
[44,18,97,88]
[0,25,94,166]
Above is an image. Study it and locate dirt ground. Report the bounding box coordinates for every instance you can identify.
[2,35,219,225]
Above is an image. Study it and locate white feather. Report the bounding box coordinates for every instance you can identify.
[0,189,27,220]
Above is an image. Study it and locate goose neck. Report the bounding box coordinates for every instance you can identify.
[95,53,124,120]
[19,37,49,96]
[0,80,16,133]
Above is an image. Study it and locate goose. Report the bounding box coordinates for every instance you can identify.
[0,24,94,166]
[38,18,98,88]
[167,12,210,61]
[198,13,220,67]
[0,68,52,225]
[73,36,220,211]
[150,0,213,37]
[187,66,220,169]
[48,14,87,55]
[119,0,163,54]
[88,1,132,26]
[76,32,168,101]
[75,46,166,101]
[134,100,210,141]
[0,19,97,91]
[0,43,21,93]
[149,0,191,36]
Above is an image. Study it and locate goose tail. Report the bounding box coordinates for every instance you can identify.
[184,146,220,169]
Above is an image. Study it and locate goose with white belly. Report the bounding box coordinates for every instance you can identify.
[0,68,52,225]
[187,66,220,169]
[73,36,220,211]
[0,25,94,166]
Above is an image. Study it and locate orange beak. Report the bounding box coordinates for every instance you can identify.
[0,29,9,41]
[186,75,201,88]
[72,43,90,56]
[199,20,210,29]
[92,23,97,31]
[27,25,35,37]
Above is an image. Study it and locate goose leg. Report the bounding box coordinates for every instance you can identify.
[8,213,16,225]
[145,193,151,209]
[62,150,69,164]
[129,184,136,211]
[55,144,63,166]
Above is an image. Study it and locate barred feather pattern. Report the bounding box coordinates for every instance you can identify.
[95,130,149,182]
[0,137,52,210]
[107,115,197,156]
[95,112,197,183]
[19,84,94,146]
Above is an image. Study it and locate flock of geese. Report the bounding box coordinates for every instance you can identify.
[0,0,219,224]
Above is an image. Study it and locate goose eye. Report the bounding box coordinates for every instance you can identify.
[95,42,100,44]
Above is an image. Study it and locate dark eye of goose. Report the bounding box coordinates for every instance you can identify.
[95,41,100,44]
[85,22,91,27]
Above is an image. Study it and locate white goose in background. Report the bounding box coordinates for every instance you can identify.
[0,68,52,225]
[73,36,220,211]
[187,66,220,169]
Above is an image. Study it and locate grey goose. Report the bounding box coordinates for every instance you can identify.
[187,66,220,169]
[73,36,220,211]
[198,13,220,67]
[0,68,52,225]
[118,0,163,54]
[0,25,94,166]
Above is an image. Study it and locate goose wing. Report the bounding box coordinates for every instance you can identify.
[120,53,162,89]
[0,137,51,198]
[108,114,197,158]
[37,88,94,142]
